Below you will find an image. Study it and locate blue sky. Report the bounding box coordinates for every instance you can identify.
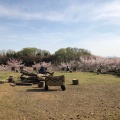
[0,0,120,57]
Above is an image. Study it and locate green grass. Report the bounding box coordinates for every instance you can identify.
[0,70,120,84]
[54,71,120,84]
[0,71,21,82]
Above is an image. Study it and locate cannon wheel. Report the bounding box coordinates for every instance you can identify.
[45,85,49,91]
[61,85,65,91]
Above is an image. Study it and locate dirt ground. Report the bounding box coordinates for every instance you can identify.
[0,82,120,120]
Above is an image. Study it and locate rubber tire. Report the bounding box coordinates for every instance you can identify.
[45,85,49,91]
[61,85,66,91]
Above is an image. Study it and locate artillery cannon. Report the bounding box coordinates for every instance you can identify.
[19,70,66,91]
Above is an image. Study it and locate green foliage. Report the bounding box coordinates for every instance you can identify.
[20,47,38,56]
[6,49,16,57]
[0,47,91,66]
[17,47,50,57]
[54,47,91,64]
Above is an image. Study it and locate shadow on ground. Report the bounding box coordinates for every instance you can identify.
[26,88,58,92]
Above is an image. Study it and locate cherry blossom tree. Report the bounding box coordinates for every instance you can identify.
[6,58,25,71]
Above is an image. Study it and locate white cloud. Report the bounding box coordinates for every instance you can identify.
[0,4,66,21]
[92,1,120,23]
[0,1,120,57]
[0,1,120,24]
